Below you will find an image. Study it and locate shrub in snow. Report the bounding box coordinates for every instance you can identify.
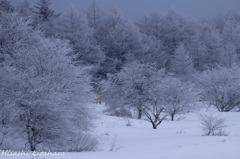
[109,135,119,152]
[68,134,99,152]
[123,117,133,126]
[200,114,227,136]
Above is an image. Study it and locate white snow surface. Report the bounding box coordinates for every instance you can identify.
[1,103,240,159]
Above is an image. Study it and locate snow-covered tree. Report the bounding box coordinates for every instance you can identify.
[141,80,168,129]
[192,22,225,70]
[137,34,167,69]
[219,42,238,68]
[94,9,144,78]
[170,43,194,79]
[140,76,198,128]
[86,0,104,29]
[102,61,165,119]
[197,66,240,112]
[32,0,57,37]
[34,0,54,21]
[55,5,104,65]
[15,0,34,18]
[222,12,240,51]
[0,13,96,151]
[0,12,35,60]
[137,12,163,40]
[138,10,197,70]
[159,77,198,121]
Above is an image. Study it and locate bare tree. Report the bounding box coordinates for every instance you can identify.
[142,98,168,129]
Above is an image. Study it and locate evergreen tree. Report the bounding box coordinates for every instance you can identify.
[86,0,104,29]
[55,5,104,65]
[94,9,144,79]
[34,0,54,21]
[170,43,194,79]
[15,0,33,18]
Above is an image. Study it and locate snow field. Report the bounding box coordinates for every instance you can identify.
[1,104,240,159]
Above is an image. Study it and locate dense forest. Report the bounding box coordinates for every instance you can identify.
[0,0,240,151]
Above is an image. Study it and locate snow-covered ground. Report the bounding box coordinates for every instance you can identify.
[1,104,240,159]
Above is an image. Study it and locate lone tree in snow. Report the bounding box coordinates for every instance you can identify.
[159,77,198,121]
[102,61,165,120]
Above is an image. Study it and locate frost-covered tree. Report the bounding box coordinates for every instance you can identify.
[192,22,225,70]
[170,43,194,79]
[222,12,240,51]
[220,42,238,68]
[137,12,163,40]
[55,6,104,65]
[33,0,57,37]
[102,61,165,119]
[0,12,35,60]
[159,77,198,121]
[0,13,96,151]
[15,0,33,18]
[138,10,197,70]
[86,0,104,29]
[94,9,144,79]
[34,0,54,21]
[141,80,168,129]
[137,34,167,69]
[197,66,240,112]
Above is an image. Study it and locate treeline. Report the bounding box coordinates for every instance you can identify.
[0,0,240,151]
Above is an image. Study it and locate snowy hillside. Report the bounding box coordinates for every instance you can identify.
[79,104,240,159]
[2,104,239,159]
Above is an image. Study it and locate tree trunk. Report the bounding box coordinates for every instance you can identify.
[30,144,36,151]
[138,109,142,119]
[151,121,157,129]
[26,125,37,151]
[171,114,175,121]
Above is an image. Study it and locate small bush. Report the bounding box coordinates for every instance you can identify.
[199,113,227,136]
[68,134,99,152]
[123,117,132,126]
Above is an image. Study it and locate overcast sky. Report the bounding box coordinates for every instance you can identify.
[11,0,240,19]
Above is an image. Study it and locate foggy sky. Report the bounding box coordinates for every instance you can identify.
[11,0,240,19]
